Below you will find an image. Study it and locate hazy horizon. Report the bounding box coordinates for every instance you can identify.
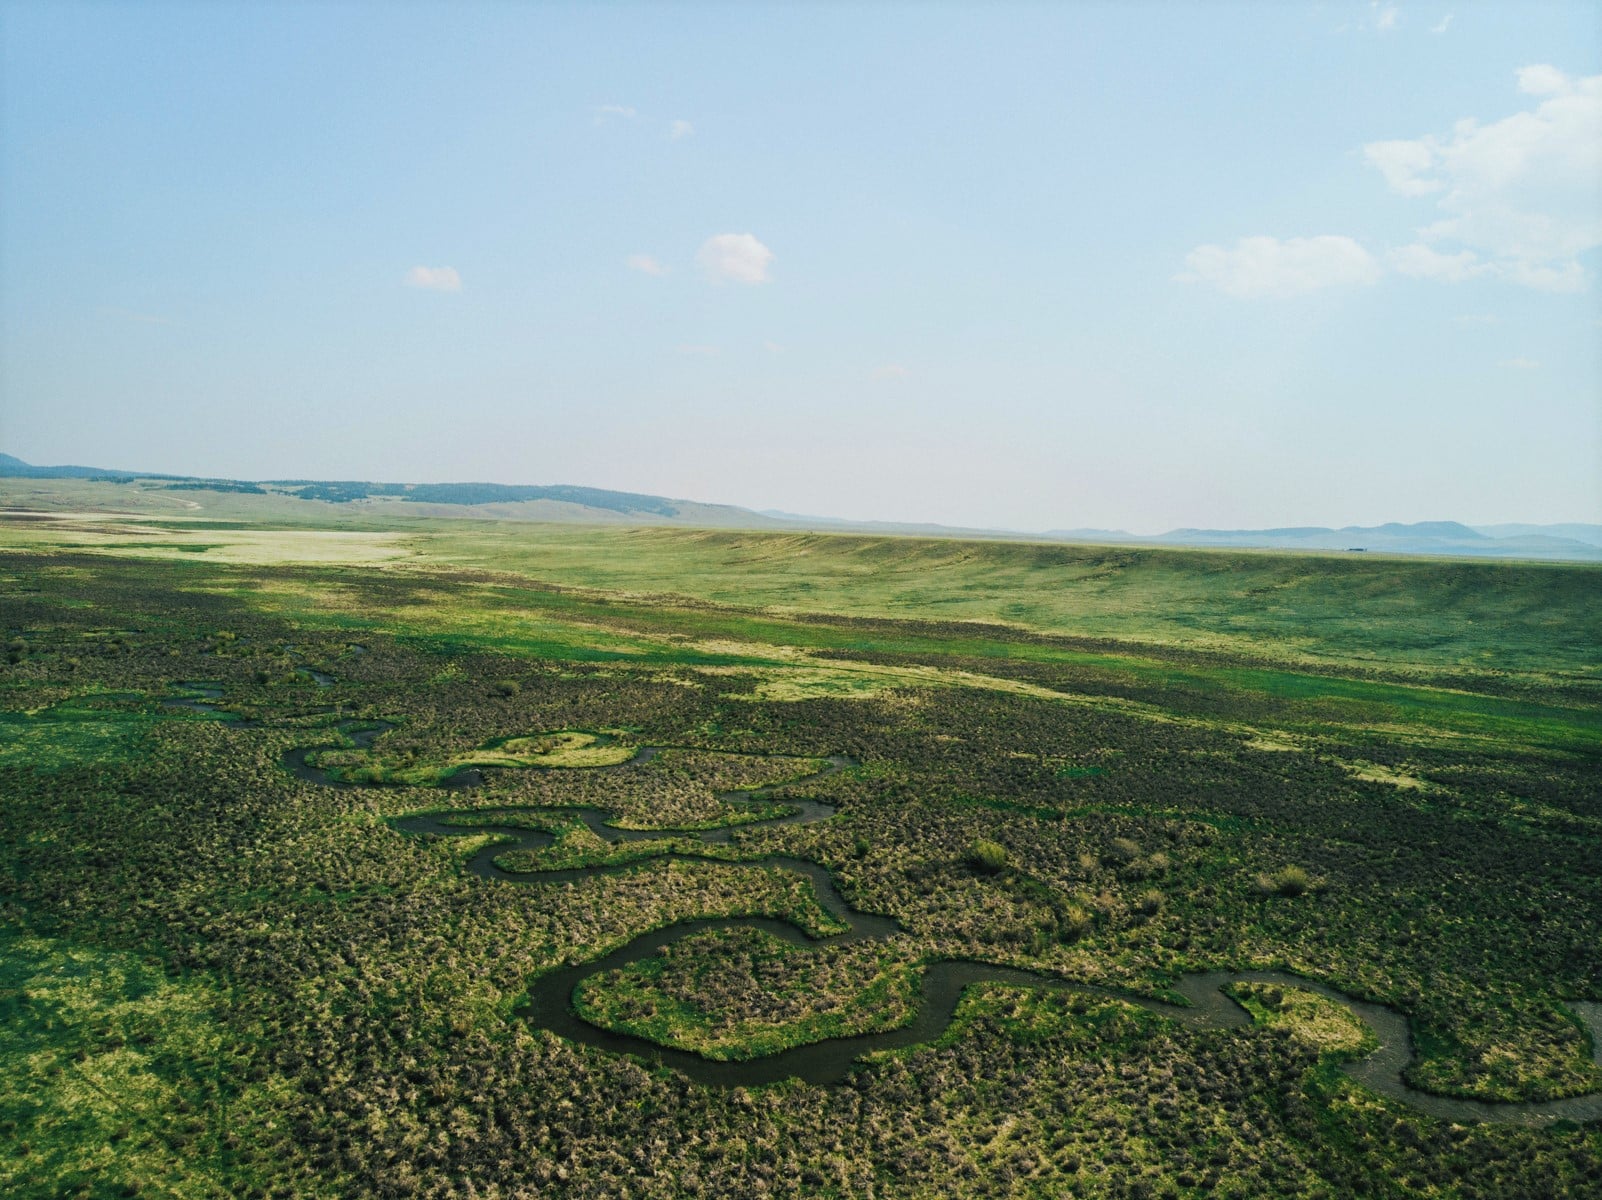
[3,2,1599,530]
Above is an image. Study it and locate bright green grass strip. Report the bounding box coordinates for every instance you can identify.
[419,524,1602,674]
[268,575,1600,752]
[1205,667,1602,752]
[0,705,155,772]
[405,581,1602,737]
[26,553,1602,754]
[449,585,1602,751]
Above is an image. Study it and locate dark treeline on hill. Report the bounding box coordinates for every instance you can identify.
[270,481,409,503]
[407,483,677,514]
[287,481,681,513]
[165,481,269,495]
[265,480,680,512]
[0,453,685,515]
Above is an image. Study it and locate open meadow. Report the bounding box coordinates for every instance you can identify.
[9,2,1601,1194]
[3,500,1601,1199]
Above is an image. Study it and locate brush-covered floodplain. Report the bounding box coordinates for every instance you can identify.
[2,505,1601,1199]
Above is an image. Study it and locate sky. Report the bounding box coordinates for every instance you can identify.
[2,1,1600,533]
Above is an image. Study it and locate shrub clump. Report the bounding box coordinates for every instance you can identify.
[1255,865,1317,897]
[966,839,1011,875]
[1059,904,1094,942]
[1104,837,1141,867]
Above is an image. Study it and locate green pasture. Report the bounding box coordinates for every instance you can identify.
[7,544,1598,755]
[5,491,1599,677]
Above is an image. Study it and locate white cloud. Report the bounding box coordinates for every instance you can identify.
[1453,313,1499,325]
[763,340,784,353]
[676,343,719,356]
[1388,243,1490,282]
[1365,139,1443,196]
[1498,356,1540,369]
[1517,64,1569,97]
[1374,4,1399,31]
[404,266,461,293]
[626,254,668,277]
[1431,14,1453,34]
[1503,260,1587,292]
[871,364,911,380]
[696,233,774,284]
[669,119,694,141]
[1364,66,1602,290]
[595,104,637,123]
[1178,236,1382,298]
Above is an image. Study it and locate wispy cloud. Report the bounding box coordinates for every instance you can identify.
[595,104,637,124]
[1453,313,1499,326]
[763,340,785,354]
[1339,1,1401,33]
[1365,139,1440,197]
[668,119,694,141]
[1177,236,1382,298]
[626,254,669,277]
[696,233,774,284]
[871,364,911,380]
[1388,243,1490,282]
[404,266,462,293]
[1498,356,1540,369]
[1363,66,1602,292]
[1431,14,1453,34]
[676,343,719,356]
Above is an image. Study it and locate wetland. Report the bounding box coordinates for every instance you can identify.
[2,532,1600,1199]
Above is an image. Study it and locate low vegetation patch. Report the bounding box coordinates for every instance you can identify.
[307,728,636,784]
[1228,981,1378,1058]
[573,927,921,1060]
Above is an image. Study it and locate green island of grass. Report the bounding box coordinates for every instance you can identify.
[306,728,636,785]
[1228,980,1380,1058]
[573,927,922,1061]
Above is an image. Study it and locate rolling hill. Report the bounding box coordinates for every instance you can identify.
[4,452,1598,560]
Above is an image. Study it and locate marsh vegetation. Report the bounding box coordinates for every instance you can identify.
[2,534,1599,1198]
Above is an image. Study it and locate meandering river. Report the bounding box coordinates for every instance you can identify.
[174,676,1601,1123]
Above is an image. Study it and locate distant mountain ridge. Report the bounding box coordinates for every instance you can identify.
[1473,523,1602,548]
[0,453,771,527]
[0,451,143,480]
[1043,520,1602,561]
[3,452,1599,561]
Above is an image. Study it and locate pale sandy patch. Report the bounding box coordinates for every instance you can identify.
[1339,760,1435,790]
[185,530,411,564]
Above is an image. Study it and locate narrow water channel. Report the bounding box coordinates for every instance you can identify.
[234,693,1602,1121]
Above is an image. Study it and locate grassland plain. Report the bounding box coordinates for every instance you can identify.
[5,482,1600,677]
[1,502,1600,1198]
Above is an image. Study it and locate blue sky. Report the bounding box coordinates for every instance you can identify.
[3,1,1599,531]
